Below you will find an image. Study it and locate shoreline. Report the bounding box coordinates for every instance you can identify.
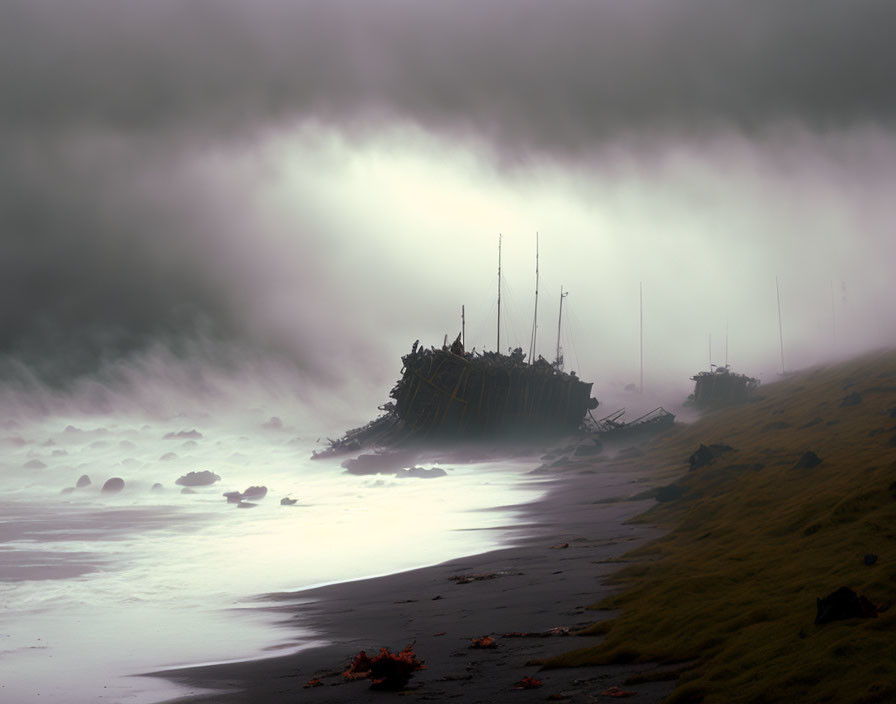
[153,455,676,703]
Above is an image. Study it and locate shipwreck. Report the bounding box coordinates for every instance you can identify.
[687,366,759,409]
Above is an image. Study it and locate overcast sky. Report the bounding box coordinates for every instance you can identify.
[3,0,896,416]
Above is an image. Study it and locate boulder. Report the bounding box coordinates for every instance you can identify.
[223,491,243,503]
[241,486,268,499]
[180,487,197,494]
[688,443,734,471]
[793,451,822,470]
[815,586,877,624]
[101,477,125,494]
[61,487,76,494]
[24,459,47,469]
[76,474,91,488]
[236,501,257,509]
[280,497,298,505]
[175,470,221,487]
[160,452,179,461]
[151,483,164,492]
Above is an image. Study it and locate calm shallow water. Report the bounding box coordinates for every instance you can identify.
[0,412,547,703]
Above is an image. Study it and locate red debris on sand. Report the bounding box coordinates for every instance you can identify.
[550,542,570,549]
[303,678,324,688]
[514,676,543,689]
[342,650,374,681]
[470,635,497,649]
[433,631,446,636]
[599,685,637,698]
[343,644,425,690]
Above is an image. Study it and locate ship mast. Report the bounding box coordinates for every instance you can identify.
[555,285,568,369]
[496,234,502,353]
[776,275,785,374]
[529,233,539,364]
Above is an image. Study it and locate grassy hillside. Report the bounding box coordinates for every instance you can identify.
[551,349,896,703]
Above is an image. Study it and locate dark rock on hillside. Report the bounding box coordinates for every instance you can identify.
[176,470,221,486]
[101,477,125,494]
[688,444,734,471]
[655,484,684,502]
[840,392,863,407]
[815,586,877,624]
[280,497,298,505]
[793,451,823,470]
[76,474,91,488]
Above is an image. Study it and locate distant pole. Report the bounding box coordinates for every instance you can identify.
[709,333,712,368]
[639,282,643,394]
[462,305,465,349]
[725,319,729,368]
[497,234,502,353]
[556,285,568,366]
[830,279,836,343]
[529,233,540,364]
[776,276,785,374]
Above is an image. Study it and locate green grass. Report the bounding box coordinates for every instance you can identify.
[548,349,896,703]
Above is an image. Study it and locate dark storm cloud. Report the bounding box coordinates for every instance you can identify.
[3,0,895,386]
[3,0,896,147]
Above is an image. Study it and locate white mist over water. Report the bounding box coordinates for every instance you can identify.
[0,399,548,704]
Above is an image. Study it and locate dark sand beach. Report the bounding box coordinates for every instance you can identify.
[156,455,675,703]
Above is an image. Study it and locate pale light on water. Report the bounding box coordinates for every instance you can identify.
[0,411,546,703]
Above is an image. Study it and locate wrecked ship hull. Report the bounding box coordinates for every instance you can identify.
[391,345,597,438]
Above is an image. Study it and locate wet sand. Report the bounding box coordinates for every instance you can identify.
[155,457,676,703]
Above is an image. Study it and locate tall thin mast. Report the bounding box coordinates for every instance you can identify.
[461,305,465,349]
[555,285,568,367]
[776,276,785,373]
[725,319,729,368]
[496,234,502,353]
[639,282,643,393]
[529,233,540,364]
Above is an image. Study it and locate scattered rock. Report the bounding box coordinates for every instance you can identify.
[24,459,47,469]
[181,487,198,494]
[864,554,878,566]
[101,477,125,494]
[76,474,91,488]
[223,491,243,503]
[688,444,734,471]
[469,636,497,649]
[841,392,863,407]
[89,440,109,449]
[151,483,164,492]
[241,486,268,499]
[164,429,203,440]
[262,416,283,429]
[800,417,823,429]
[61,487,75,494]
[395,466,447,479]
[655,484,684,502]
[280,497,298,505]
[160,452,179,461]
[52,449,68,456]
[342,451,417,476]
[236,501,257,509]
[176,470,221,486]
[119,440,137,450]
[793,451,823,470]
[815,586,877,624]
